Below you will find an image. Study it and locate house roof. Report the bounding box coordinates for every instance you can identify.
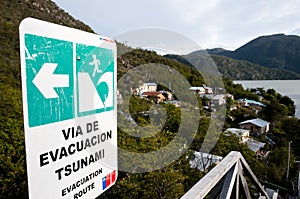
[226,128,249,137]
[238,98,265,107]
[266,188,278,199]
[212,94,225,100]
[142,92,163,97]
[189,87,205,91]
[201,94,214,99]
[239,118,270,128]
[143,82,157,86]
[189,151,223,172]
[246,139,265,153]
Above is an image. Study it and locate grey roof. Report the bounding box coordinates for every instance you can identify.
[143,82,157,86]
[266,188,278,199]
[238,98,265,107]
[246,139,265,153]
[189,152,223,172]
[239,118,270,128]
[226,128,249,137]
[212,94,225,100]
[189,87,204,91]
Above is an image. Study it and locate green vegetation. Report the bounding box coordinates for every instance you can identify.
[0,84,27,199]
[165,54,300,80]
[211,54,300,80]
[118,48,205,86]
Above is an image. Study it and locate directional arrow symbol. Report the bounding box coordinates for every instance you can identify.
[32,63,69,99]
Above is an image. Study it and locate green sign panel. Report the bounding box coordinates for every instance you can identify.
[24,35,115,126]
[25,34,74,127]
[76,44,115,117]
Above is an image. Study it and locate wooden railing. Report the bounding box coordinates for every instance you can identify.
[181,151,270,199]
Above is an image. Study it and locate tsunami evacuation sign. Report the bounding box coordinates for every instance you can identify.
[19,18,117,199]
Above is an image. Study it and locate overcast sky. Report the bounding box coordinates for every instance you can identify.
[52,0,300,51]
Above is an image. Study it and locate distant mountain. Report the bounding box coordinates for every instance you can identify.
[190,48,232,56]
[230,34,300,73]
[200,34,300,74]
[210,54,300,80]
[165,54,300,80]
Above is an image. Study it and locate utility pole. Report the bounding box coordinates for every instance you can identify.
[287,141,291,181]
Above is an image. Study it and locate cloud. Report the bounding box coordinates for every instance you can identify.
[53,0,300,50]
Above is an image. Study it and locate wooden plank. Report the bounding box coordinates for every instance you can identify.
[239,155,270,199]
[181,151,270,199]
[240,173,251,199]
[181,151,242,199]
[235,161,241,198]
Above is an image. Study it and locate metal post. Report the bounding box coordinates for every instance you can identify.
[287,141,291,181]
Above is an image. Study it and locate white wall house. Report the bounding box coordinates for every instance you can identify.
[239,118,270,135]
[140,82,157,92]
[189,87,206,95]
[225,128,250,143]
[211,94,226,105]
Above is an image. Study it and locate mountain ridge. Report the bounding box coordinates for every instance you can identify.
[192,34,300,74]
[165,53,300,80]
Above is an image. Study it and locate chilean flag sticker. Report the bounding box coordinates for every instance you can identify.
[102,170,117,190]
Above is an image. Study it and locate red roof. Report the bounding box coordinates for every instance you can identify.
[142,92,162,97]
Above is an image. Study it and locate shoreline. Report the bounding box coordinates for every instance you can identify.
[233,80,300,118]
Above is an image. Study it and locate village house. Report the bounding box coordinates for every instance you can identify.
[159,90,173,101]
[225,128,268,159]
[189,87,206,95]
[238,98,265,108]
[245,138,267,158]
[140,82,157,92]
[239,118,270,135]
[204,86,213,94]
[237,98,265,114]
[225,128,250,143]
[189,86,214,96]
[131,82,158,95]
[225,93,234,101]
[141,92,165,103]
[211,94,226,105]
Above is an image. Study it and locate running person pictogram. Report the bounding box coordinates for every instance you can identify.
[89,54,102,77]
